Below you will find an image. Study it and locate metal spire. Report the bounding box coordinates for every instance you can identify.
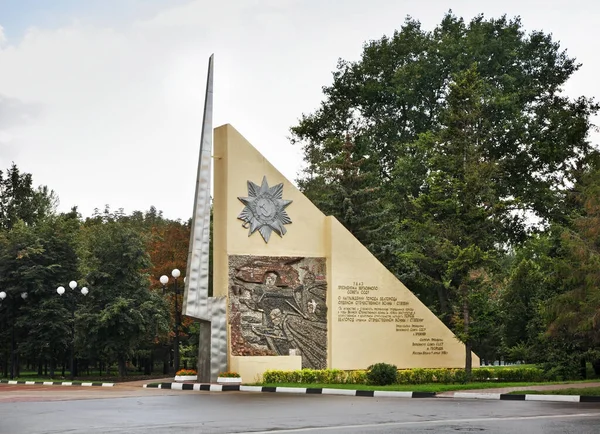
[182,54,213,320]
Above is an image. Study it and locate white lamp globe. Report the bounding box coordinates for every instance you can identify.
[159,275,169,285]
[69,281,77,290]
[171,269,181,278]
[81,287,89,296]
[0,291,6,300]
[21,292,27,300]
[57,286,65,295]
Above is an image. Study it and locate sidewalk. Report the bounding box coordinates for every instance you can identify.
[113,377,174,388]
[437,381,600,397]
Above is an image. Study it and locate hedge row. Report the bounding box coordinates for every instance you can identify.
[262,367,547,384]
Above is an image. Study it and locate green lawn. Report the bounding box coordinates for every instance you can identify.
[509,387,600,396]
[252,381,587,393]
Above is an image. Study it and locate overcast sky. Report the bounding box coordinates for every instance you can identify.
[0,0,598,221]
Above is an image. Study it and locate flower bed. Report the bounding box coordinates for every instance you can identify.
[217,371,242,385]
[174,369,197,382]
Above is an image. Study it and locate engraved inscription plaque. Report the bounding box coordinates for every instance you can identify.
[335,282,447,356]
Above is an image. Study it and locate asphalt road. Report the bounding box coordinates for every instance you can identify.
[0,388,599,433]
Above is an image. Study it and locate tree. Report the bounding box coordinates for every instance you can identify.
[0,163,57,230]
[0,163,69,377]
[78,211,169,377]
[298,134,391,255]
[498,233,560,363]
[147,218,191,373]
[291,12,598,333]
[18,211,81,377]
[544,162,600,374]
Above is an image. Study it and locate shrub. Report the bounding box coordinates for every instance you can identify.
[262,366,549,385]
[367,363,398,386]
[410,368,435,384]
[453,369,468,383]
[176,369,197,376]
[471,368,493,381]
[218,371,241,378]
[346,370,368,384]
[263,370,291,383]
[431,368,455,383]
[323,369,346,383]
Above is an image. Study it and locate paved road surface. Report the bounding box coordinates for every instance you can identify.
[1,385,599,433]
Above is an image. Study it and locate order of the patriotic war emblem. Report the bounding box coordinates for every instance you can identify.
[237,176,292,243]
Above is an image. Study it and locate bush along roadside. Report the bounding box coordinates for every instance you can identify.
[262,366,549,385]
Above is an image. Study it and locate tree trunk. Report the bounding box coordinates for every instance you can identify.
[117,355,127,378]
[435,277,451,325]
[580,358,587,379]
[463,292,472,377]
[162,348,169,375]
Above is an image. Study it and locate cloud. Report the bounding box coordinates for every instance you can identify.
[0,0,329,220]
[0,94,42,128]
[0,0,598,220]
[0,94,43,166]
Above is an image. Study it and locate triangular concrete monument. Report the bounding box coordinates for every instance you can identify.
[212,124,479,381]
[184,56,478,383]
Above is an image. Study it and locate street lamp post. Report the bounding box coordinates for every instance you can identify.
[0,290,28,379]
[160,269,182,373]
[56,281,89,380]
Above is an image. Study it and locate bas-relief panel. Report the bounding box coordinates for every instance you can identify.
[228,255,327,369]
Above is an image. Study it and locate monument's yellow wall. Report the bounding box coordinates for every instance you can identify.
[230,356,302,383]
[327,216,479,369]
[214,123,478,375]
[214,124,327,281]
[213,124,329,377]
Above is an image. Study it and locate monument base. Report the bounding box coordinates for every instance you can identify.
[230,355,302,383]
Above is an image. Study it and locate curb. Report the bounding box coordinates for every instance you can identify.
[143,383,434,398]
[142,383,600,403]
[0,379,114,387]
[445,392,600,403]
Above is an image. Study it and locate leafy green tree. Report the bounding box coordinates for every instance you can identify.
[291,15,599,371]
[297,135,391,255]
[0,165,69,377]
[78,212,169,377]
[544,162,600,374]
[0,163,57,230]
[291,13,599,320]
[16,211,81,377]
[498,233,561,363]
[388,65,503,371]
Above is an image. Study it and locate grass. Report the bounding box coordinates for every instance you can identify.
[509,387,600,396]
[251,381,590,393]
